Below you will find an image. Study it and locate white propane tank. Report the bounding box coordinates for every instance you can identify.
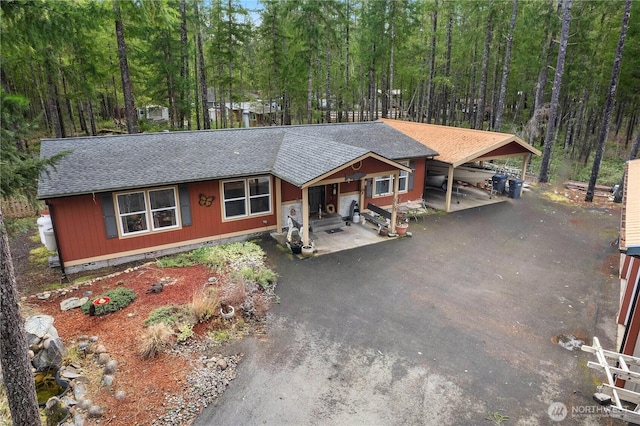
[37,213,52,245]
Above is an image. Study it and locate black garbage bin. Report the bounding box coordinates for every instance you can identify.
[508,178,524,199]
[492,174,508,194]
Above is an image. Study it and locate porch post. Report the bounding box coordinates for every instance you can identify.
[391,171,399,233]
[445,165,454,212]
[359,178,366,214]
[275,177,282,233]
[301,186,310,245]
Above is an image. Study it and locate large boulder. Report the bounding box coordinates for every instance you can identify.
[32,336,67,370]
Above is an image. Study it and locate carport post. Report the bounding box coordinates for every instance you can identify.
[445,165,455,212]
[521,154,530,181]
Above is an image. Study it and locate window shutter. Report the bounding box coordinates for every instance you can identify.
[101,193,118,239]
[178,184,192,226]
[365,178,372,198]
[408,160,415,190]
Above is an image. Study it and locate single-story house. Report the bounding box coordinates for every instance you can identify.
[380,119,541,211]
[38,121,438,274]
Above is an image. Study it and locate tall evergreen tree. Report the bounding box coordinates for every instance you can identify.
[585,0,632,202]
[538,0,572,183]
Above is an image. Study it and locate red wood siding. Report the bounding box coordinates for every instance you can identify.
[365,158,426,207]
[49,179,277,264]
[281,181,302,202]
[619,256,640,325]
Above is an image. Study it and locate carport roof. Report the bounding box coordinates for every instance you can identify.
[621,159,640,256]
[380,118,541,167]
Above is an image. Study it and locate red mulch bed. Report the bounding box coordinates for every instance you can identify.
[26,262,216,425]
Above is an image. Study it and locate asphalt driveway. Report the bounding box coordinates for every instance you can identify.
[194,189,621,425]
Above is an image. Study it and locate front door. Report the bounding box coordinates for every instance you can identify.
[308,185,325,214]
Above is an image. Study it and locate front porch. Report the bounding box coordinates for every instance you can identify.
[270,218,400,257]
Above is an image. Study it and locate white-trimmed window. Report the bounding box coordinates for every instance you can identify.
[223,176,272,219]
[116,187,179,236]
[373,161,409,196]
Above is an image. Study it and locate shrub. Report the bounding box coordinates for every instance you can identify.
[189,287,220,323]
[241,266,277,289]
[139,323,173,359]
[208,330,229,343]
[156,247,213,268]
[221,278,248,307]
[176,324,194,343]
[80,288,136,316]
[145,305,188,327]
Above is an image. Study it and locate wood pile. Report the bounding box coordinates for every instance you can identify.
[564,181,612,197]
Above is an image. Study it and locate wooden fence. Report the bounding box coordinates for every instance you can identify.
[1,198,40,218]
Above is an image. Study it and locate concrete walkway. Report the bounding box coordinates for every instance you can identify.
[194,189,622,425]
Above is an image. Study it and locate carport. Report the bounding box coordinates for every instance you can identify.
[380,119,541,212]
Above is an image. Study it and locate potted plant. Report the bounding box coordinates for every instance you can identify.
[395,212,409,236]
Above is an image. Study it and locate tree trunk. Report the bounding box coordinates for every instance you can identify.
[179,0,189,130]
[307,51,314,124]
[530,0,556,145]
[325,48,332,123]
[0,208,41,425]
[442,10,453,126]
[387,0,396,120]
[45,55,63,138]
[87,98,97,136]
[475,3,493,130]
[195,4,209,129]
[585,0,631,202]
[538,0,572,183]
[113,0,138,134]
[494,0,518,132]
[426,0,438,124]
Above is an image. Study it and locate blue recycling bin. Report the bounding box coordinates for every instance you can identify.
[492,174,508,194]
[508,178,524,199]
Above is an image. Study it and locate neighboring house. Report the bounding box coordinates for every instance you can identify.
[137,105,170,122]
[617,159,640,362]
[37,121,437,274]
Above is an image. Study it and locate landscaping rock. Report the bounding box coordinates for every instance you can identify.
[104,359,118,375]
[24,314,54,337]
[115,390,126,401]
[87,405,104,418]
[216,359,228,371]
[94,344,107,354]
[97,353,110,365]
[60,297,88,311]
[32,336,66,370]
[102,374,114,386]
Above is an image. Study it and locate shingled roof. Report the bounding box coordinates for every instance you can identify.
[380,118,540,167]
[38,121,438,198]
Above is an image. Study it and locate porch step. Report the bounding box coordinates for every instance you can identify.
[309,214,345,233]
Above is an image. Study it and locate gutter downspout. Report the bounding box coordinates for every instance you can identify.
[45,200,66,279]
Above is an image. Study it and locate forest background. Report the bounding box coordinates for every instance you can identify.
[1,0,639,188]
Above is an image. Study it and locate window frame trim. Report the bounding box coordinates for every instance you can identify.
[221,175,273,221]
[114,186,181,238]
[372,161,410,198]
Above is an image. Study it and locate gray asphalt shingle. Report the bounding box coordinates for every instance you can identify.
[38,121,438,198]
